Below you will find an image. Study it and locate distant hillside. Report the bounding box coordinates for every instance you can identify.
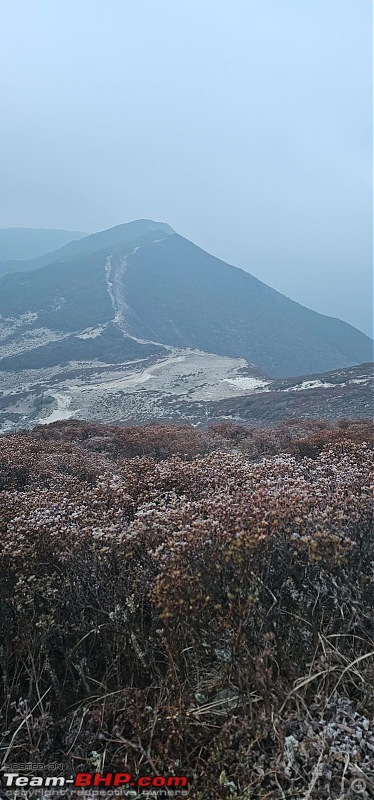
[0,219,173,277]
[176,362,374,426]
[111,234,373,376]
[0,219,372,379]
[0,227,86,269]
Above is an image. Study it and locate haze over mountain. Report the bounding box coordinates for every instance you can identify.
[0,218,372,435]
[0,219,372,380]
[0,220,173,278]
[1,1,371,336]
[0,227,86,268]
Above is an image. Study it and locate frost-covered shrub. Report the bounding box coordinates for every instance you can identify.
[0,419,373,797]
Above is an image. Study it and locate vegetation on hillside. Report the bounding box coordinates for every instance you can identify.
[1,222,372,378]
[0,323,164,372]
[0,419,373,798]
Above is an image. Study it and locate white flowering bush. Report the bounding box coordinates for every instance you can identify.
[0,419,373,798]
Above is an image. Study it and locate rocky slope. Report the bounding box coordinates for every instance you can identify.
[0,219,372,379]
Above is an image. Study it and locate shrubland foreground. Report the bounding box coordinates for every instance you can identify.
[0,419,373,798]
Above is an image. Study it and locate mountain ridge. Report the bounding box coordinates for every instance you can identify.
[0,219,372,381]
[0,219,174,277]
[0,227,87,266]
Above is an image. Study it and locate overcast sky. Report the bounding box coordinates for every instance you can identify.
[0,0,372,336]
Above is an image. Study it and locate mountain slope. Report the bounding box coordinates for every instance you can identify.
[0,220,372,378]
[114,234,372,376]
[175,362,374,425]
[0,228,86,268]
[0,219,173,277]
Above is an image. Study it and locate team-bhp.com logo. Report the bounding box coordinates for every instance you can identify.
[1,771,372,798]
[2,772,188,791]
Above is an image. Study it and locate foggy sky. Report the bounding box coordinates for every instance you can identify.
[0,0,372,336]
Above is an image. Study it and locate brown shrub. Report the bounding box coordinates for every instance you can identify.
[0,419,373,797]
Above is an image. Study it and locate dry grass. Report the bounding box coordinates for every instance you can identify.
[0,419,373,798]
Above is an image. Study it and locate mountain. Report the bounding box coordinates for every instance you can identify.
[0,219,173,277]
[1,355,371,436]
[0,219,371,381]
[172,362,374,426]
[100,233,372,377]
[0,228,87,270]
[0,216,372,436]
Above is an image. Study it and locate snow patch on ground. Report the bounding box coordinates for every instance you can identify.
[105,254,132,334]
[42,392,78,424]
[223,376,270,391]
[51,296,65,312]
[72,350,251,400]
[0,312,39,343]
[0,328,71,359]
[0,349,266,432]
[104,251,174,349]
[76,325,107,339]
[286,380,336,392]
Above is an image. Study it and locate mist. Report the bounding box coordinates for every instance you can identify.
[0,0,372,335]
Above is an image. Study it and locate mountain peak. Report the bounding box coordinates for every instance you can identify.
[0,219,175,277]
[125,219,175,234]
[91,219,175,240]
[0,222,372,381]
